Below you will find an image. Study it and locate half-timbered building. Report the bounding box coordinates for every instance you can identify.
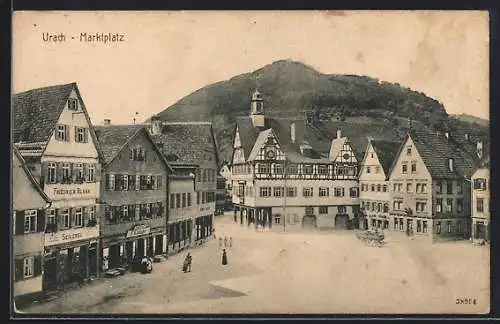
[231,90,360,231]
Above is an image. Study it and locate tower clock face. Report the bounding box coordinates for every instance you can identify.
[266,150,276,159]
[343,153,350,160]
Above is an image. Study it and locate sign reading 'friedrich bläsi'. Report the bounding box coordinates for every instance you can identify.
[53,187,91,195]
[126,225,151,238]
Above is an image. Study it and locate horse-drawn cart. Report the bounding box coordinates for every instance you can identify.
[356,230,385,247]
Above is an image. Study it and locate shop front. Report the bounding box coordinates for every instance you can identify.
[43,226,99,291]
[195,214,213,241]
[101,224,167,272]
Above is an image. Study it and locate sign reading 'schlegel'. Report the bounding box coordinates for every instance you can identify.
[126,225,151,238]
[45,227,99,246]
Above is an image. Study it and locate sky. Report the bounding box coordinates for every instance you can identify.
[12,11,489,125]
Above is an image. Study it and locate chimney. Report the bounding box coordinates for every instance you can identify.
[448,158,454,172]
[151,116,162,136]
[290,123,296,144]
[464,133,469,141]
[103,119,111,125]
[444,131,450,139]
[336,129,342,139]
[477,141,483,159]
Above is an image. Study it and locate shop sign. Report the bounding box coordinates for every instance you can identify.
[126,225,151,238]
[45,227,99,247]
[45,183,98,200]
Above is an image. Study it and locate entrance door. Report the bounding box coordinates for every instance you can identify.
[147,236,154,256]
[335,214,349,229]
[303,215,317,229]
[109,244,120,268]
[43,254,57,291]
[407,219,414,236]
[476,222,486,239]
[155,235,163,255]
[88,245,97,277]
[136,239,145,257]
[79,246,88,279]
[125,241,133,265]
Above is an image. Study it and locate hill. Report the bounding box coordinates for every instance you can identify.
[149,60,489,163]
[451,114,489,127]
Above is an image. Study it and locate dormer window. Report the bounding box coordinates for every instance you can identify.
[68,98,78,110]
[448,158,454,172]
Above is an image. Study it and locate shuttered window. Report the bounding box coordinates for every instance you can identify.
[24,210,37,233]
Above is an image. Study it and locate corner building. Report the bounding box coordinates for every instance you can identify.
[13,83,102,291]
[94,125,172,271]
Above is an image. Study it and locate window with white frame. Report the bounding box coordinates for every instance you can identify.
[382,185,388,192]
[75,127,88,143]
[319,187,329,197]
[446,198,453,212]
[88,206,95,223]
[303,187,313,197]
[62,163,71,182]
[447,221,452,233]
[60,208,70,228]
[260,187,271,197]
[68,98,78,110]
[334,187,344,197]
[407,183,413,193]
[393,200,403,210]
[47,209,56,225]
[123,175,129,190]
[457,199,463,213]
[75,207,83,227]
[123,205,129,218]
[274,164,283,175]
[135,175,140,191]
[411,162,417,173]
[402,163,408,174]
[24,210,37,233]
[47,162,57,183]
[87,164,95,182]
[416,202,427,213]
[350,187,358,197]
[286,187,297,197]
[23,257,34,278]
[108,174,115,191]
[55,124,69,141]
[318,165,328,175]
[476,198,484,212]
[273,187,284,197]
[338,206,347,213]
[436,198,442,213]
[305,207,314,215]
[274,214,281,224]
[319,206,328,214]
[258,164,269,174]
[135,205,140,218]
[74,163,84,182]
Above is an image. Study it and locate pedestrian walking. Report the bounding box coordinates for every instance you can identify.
[229,237,233,247]
[222,249,228,266]
[183,253,192,273]
[224,236,228,247]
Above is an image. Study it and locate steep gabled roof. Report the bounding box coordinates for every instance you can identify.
[94,125,173,172]
[235,117,260,160]
[248,129,275,161]
[370,140,401,177]
[150,122,218,166]
[12,145,51,204]
[13,83,75,144]
[329,137,347,161]
[390,128,480,179]
[12,82,104,161]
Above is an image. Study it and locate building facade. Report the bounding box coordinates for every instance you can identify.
[471,161,490,242]
[231,90,360,231]
[358,140,400,231]
[94,125,171,271]
[13,147,51,303]
[13,83,102,291]
[148,119,219,248]
[387,129,478,241]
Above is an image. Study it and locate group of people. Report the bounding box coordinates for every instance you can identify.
[182,236,231,273]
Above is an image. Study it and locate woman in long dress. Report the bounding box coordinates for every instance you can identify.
[222,249,228,265]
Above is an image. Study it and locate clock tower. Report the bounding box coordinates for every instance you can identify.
[250,89,265,128]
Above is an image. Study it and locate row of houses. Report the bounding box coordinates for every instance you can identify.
[12,83,219,305]
[229,90,490,242]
